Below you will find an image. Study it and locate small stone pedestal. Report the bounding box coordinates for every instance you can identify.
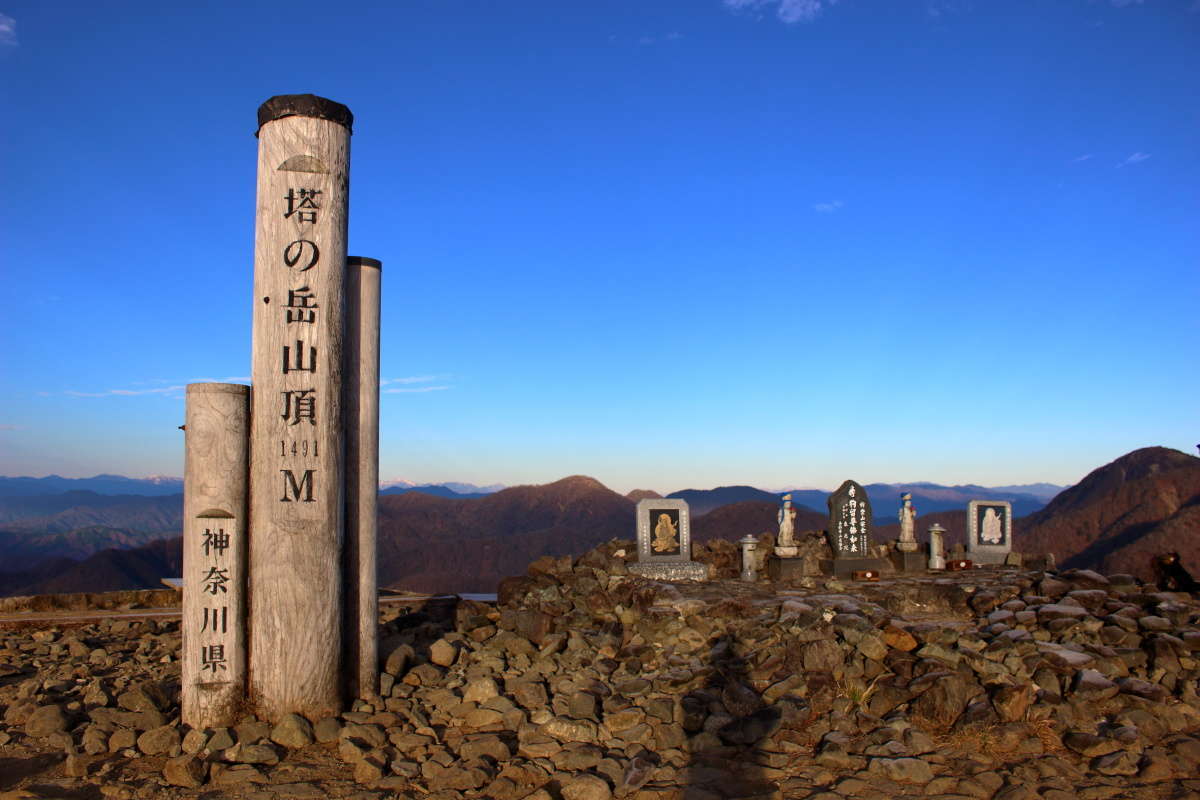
[821,557,887,579]
[767,555,816,582]
[629,561,710,581]
[891,550,926,573]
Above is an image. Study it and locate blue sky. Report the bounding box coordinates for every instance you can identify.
[1,0,1197,494]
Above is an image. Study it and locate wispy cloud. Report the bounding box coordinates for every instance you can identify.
[813,200,844,213]
[384,385,450,394]
[724,0,838,24]
[1117,152,1151,168]
[57,377,249,398]
[0,14,16,47]
[0,424,22,431]
[381,374,453,394]
[1110,0,1144,7]
[380,375,444,387]
[1071,153,1094,163]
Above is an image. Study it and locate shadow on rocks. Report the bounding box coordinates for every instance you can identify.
[683,633,782,800]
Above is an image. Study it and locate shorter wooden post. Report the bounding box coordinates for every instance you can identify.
[182,383,249,729]
[344,256,381,702]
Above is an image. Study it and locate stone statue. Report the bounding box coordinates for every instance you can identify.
[652,513,678,553]
[897,492,918,552]
[774,494,798,557]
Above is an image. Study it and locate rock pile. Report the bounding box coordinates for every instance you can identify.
[2,538,1200,800]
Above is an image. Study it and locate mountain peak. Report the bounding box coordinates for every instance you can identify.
[1042,446,1199,516]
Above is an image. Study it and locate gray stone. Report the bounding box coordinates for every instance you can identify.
[233,742,281,765]
[24,704,68,737]
[541,715,599,744]
[340,722,387,748]
[108,728,137,752]
[163,754,207,787]
[867,757,934,784]
[463,677,499,704]
[271,713,315,748]
[208,727,235,750]
[82,724,109,755]
[313,717,342,743]
[429,637,458,666]
[560,773,612,800]
[137,725,181,755]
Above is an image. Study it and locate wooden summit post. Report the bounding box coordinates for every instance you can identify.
[249,94,353,721]
[344,256,381,702]
[182,383,249,729]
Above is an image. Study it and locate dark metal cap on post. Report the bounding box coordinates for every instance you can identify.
[256,94,354,136]
[347,256,382,270]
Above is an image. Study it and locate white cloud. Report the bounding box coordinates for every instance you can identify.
[0,424,22,431]
[1118,152,1151,167]
[723,0,837,24]
[384,385,450,394]
[813,200,844,213]
[1110,0,1144,7]
[58,376,249,398]
[1071,154,1094,163]
[0,14,16,47]
[380,375,444,387]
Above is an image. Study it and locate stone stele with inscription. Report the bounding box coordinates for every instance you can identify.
[629,498,709,581]
[966,499,1013,565]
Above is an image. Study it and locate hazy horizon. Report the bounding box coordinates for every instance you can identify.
[0,466,1084,498]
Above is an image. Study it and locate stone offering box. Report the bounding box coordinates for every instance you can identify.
[630,499,709,581]
[966,500,1013,565]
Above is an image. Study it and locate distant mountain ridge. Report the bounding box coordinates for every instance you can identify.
[668,482,1057,520]
[378,484,492,500]
[379,480,505,495]
[0,449,1189,596]
[0,474,184,497]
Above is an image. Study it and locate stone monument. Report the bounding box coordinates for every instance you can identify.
[629,498,709,581]
[823,479,886,578]
[927,523,946,570]
[739,534,759,581]
[966,499,1013,565]
[891,492,924,572]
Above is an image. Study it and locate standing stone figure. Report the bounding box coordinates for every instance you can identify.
[897,492,918,553]
[774,494,798,557]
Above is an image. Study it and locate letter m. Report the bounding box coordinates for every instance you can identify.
[280,469,315,502]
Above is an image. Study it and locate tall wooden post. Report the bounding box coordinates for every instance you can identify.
[344,256,381,702]
[249,94,353,722]
[182,382,249,729]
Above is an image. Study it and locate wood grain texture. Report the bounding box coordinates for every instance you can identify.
[249,109,350,722]
[182,382,249,729]
[343,257,381,701]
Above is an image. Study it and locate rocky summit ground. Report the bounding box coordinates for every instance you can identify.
[2,537,1200,800]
